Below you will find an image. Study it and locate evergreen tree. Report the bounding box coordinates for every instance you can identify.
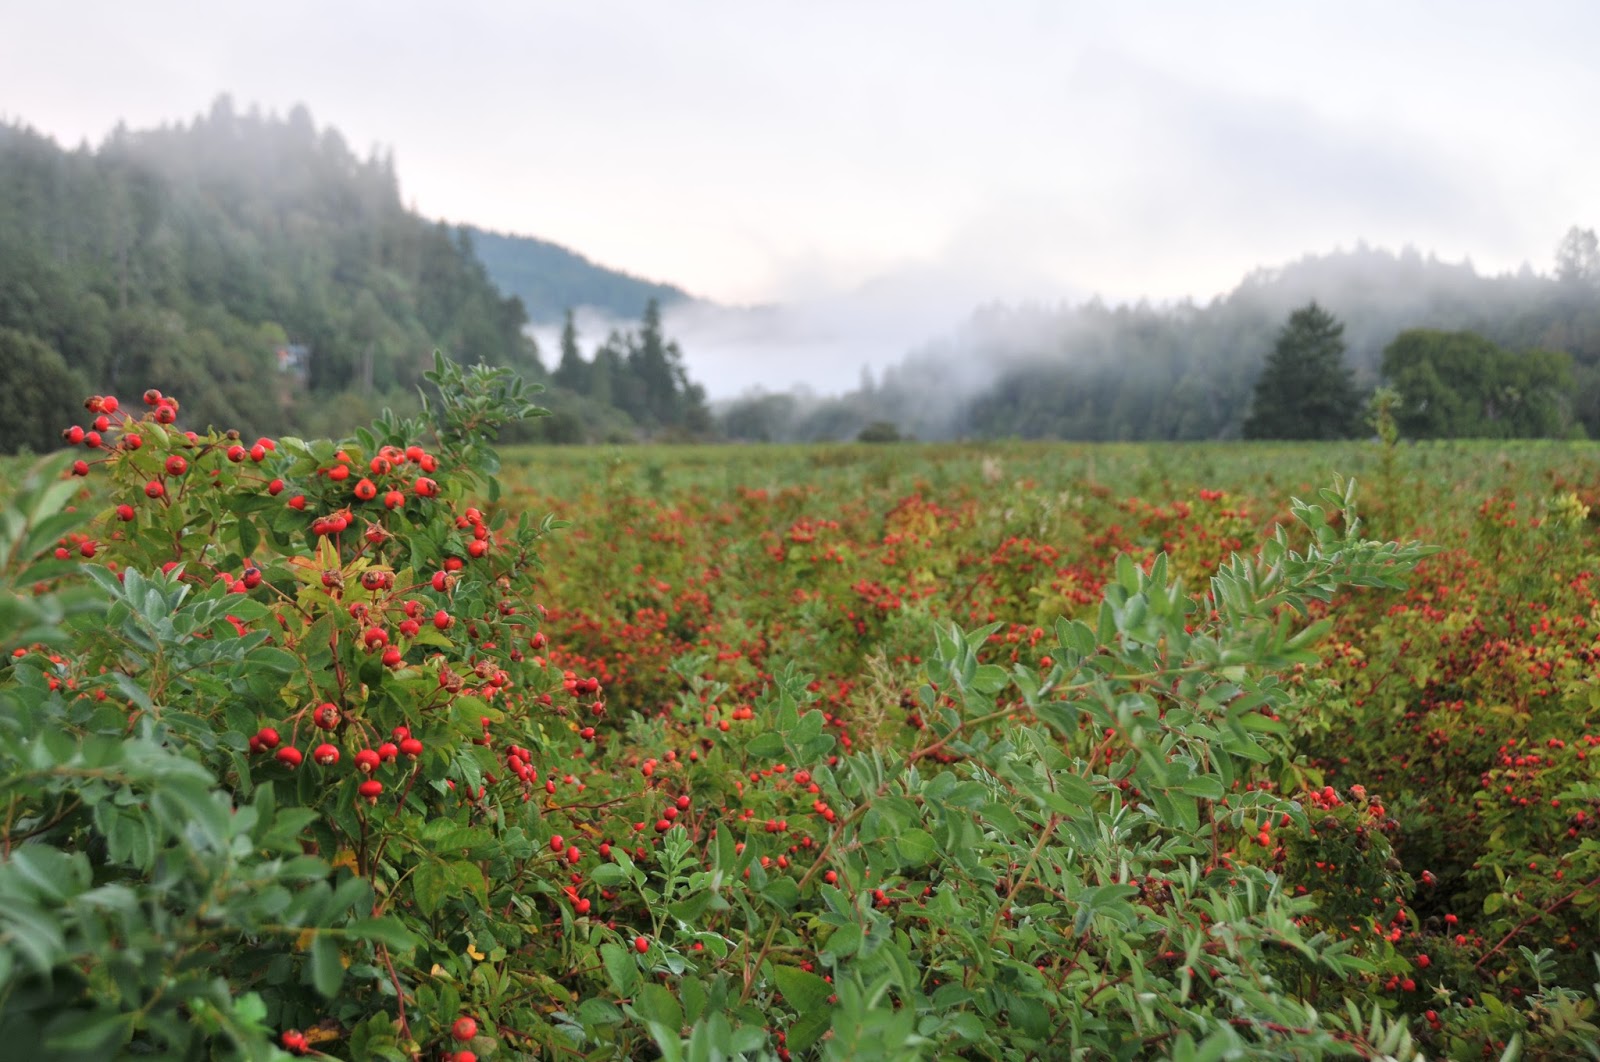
[552,308,589,393]
[628,298,677,426]
[1242,303,1362,439]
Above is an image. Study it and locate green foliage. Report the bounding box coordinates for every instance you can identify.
[12,371,1600,1058]
[1243,303,1363,440]
[1381,328,1576,438]
[0,329,87,456]
[855,421,903,444]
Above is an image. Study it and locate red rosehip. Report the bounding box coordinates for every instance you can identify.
[116,503,136,521]
[226,445,247,463]
[287,494,306,510]
[634,935,649,954]
[145,479,165,499]
[164,455,187,476]
[399,737,423,758]
[313,743,340,766]
[313,702,341,729]
[276,746,303,768]
[358,779,383,802]
[414,476,438,498]
[354,748,381,773]
[451,1016,478,1042]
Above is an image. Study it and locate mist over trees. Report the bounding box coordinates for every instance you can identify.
[4,96,1595,449]
[0,99,712,452]
[0,97,538,446]
[719,238,1600,442]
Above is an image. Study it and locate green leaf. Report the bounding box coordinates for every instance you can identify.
[309,933,345,997]
[345,917,418,951]
[634,982,684,1032]
[761,876,800,911]
[590,863,631,888]
[601,941,639,996]
[772,964,834,1013]
[44,1010,136,1052]
[681,977,708,1024]
[895,828,937,865]
[982,801,1023,835]
[1178,775,1225,800]
[412,861,449,917]
[747,732,785,758]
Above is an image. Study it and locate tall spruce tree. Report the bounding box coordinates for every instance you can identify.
[552,308,589,393]
[1242,302,1362,439]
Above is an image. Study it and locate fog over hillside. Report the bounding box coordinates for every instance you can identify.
[705,238,1600,442]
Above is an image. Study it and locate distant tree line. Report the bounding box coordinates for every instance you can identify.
[525,300,710,444]
[1239,302,1577,441]
[719,235,1600,443]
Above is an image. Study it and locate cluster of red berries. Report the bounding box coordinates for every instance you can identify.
[248,717,421,806]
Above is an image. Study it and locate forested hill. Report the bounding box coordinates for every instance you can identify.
[718,240,1600,443]
[0,98,553,452]
[461,226,692,324]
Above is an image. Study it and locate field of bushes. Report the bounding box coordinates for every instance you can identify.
[2,375,1598,1060]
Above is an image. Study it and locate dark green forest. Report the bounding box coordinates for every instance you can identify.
[719,234,1600,443]
[0,99,709,452]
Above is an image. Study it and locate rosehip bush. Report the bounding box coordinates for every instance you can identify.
[10,376,1598,1060]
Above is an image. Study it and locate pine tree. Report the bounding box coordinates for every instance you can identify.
[552,308,589,393]
[1242,303,1363,439]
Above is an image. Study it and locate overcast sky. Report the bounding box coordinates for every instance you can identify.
[5,1,1598,393]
